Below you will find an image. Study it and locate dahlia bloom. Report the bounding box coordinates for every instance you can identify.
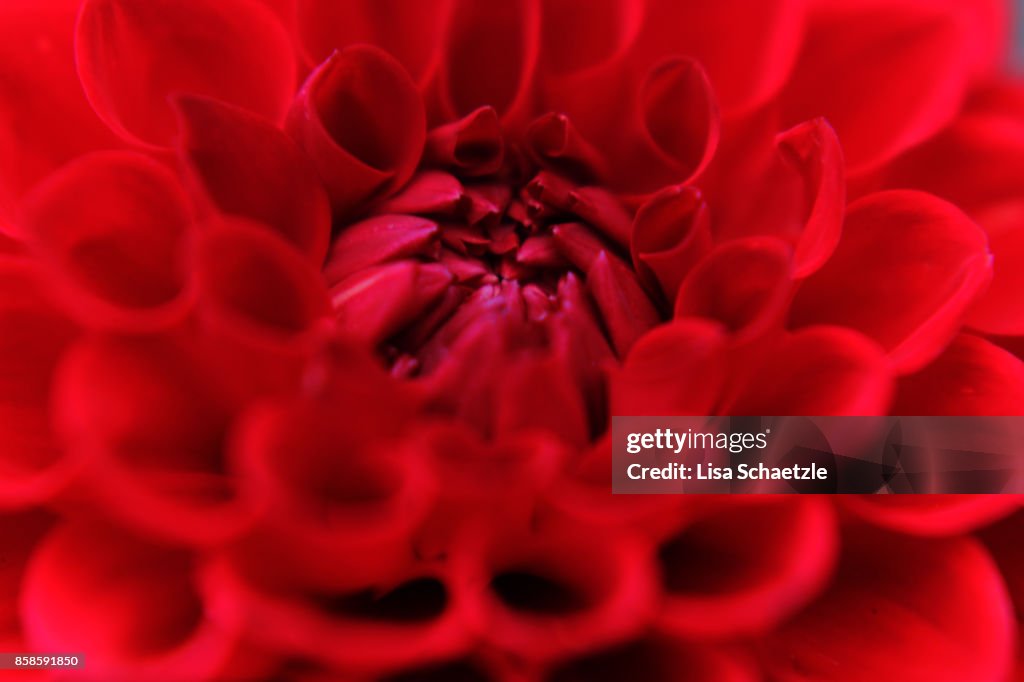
[0,0,1023,679]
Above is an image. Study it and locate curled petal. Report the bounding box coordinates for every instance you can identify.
[782,3,971,173]
[174,95,331,265]
[610,319,728,416]
[331,260,453,345]
[0,0,118,218]
[636,0,804,113]
[895,334,1024,416]
[53,334,255,546]
[324,215,439,285]
[789,190,993,374]
[775,118,845,278]
[657,498,837,638]
[76,0,296,148]
[21,151,194,332]
[295,0,448,81]
[202,559,470,675]
[722,326,893,416]
[22,521,240,681]
[430,0,540,129]
[450,516,658,662]
[759,526,1016,682]
[193,218,331,399]
[288,46,426,218]
[424,106,504,177]
[525,112,607,182]
[675,237,793,341]
[630,185,712,302]
[227,397,433,591]
[0,260,79,507]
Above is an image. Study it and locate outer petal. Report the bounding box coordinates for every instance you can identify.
[635,0,805,114]
[721,326,893,416]
[52,335,252,545]
[782,2,972,173]
[174,95,331,265]
[609,320,728,416]
[287,46,426,218]
[759,526,1016,682]
[657,498,837,638]
[20,151,194,332]
[630,185,712,302]
[789,190,993,374]
[675,237,794,342]
[0,510,53,650]
[842,496,1022,537]
[76,0,296,148]
[894,334,1024,416]
[22,521,241,681]
[0,0,118,218]
[547,638,758,682]
[295,0,448,81]
[0,259,79,507]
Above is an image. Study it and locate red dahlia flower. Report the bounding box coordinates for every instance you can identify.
[0,0,1023,680]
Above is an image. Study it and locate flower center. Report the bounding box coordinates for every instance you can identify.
[323,142,665,439]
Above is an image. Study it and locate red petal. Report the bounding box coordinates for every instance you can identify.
[330,260,452,344]
[775,118,845,278]
[894,334,1024,415]
[21,151,194,332]
[76,0,295,148]
[0,0,118,218]
[781,3,972,173]
[495,352,590,447]
[630,185,712,302]
[610,320,728,416]
[424,106,504,177]
[174,95,331,265]
[789,190,993,374]
[323,215,439,285]
[0,510,53,646]
[295,0,446,81]
[287,46,425,218]
[586,251,661,357]
[0,259,79,506]
[658,498,837,638]
[53,335,252,545]
[450,516,658,662]
[842,496,1021,537]
[376,171,465,216]
[636,0,804,113]
[430,0,540,129]
[674,237,793,342]
[722,326,893,416]
[227,396,433,592]
[193,218,331,398]
[22,521,239,680]
[759,526,1016,682]
[524,112,607,181]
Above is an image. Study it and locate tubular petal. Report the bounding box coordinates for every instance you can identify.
[76,0,296,148]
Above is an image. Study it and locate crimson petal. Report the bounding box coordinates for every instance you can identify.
[174,95,331,265]
[759,526,1016,682]
[288,46,426,218]
[424,106,504,177]
[22,521,240,680]
[781,3,972,173]
[21,151,194,332]
[76,0,295,148]
[789,190,992,374]
[657,498,837,638]
[630,185,712,302]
